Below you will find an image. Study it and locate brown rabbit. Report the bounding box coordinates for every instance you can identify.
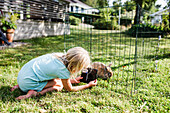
[91,62,113,80]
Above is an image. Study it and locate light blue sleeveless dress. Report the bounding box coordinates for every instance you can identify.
[17,53,70,92]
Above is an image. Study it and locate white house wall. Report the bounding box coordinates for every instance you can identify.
[13,20,70,40]
[69,1,99,14]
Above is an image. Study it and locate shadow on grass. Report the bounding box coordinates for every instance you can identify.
[111,61,136,71]
[0,86,45,102]
[0,86,23,102]
[0,85,58,102]
[144,53,170,60]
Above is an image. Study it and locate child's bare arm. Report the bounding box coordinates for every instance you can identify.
[61,79,97,92]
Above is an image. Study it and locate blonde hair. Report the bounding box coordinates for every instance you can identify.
[65,47,90,75]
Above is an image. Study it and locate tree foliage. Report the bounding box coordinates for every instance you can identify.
[124,0,136,12]
[79,0,108,8]
[111,0,125,15]
[132,0,157,24]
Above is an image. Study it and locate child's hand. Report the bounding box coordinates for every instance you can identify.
[75,76,83,81]
[88,79,97,87]
[70,76,83,84]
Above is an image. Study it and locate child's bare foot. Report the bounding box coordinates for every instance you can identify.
[16,90,37,100]
[11,84,19,91]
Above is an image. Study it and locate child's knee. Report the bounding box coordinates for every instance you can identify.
[51,79,63,91]
[54,79,63,87]
[53,85,63,91]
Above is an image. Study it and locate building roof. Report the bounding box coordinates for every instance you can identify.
[62,0,76,3]
[150,8,169,16]
[73,0,93,8]
[68,0,99,13]
[68,0,94,9]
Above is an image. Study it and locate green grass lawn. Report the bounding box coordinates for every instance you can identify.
[0,29,169,112]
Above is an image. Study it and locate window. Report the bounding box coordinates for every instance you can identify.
[81,8,84,13]
[71,6,73,12]
[76,6,78,13]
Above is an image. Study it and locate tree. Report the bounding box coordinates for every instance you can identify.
[133,0,157,24]
[112,0,121,15]
[163,0,170,8]
[79,0,108,8]
[84,0,98,8]
[98,0,108,8]
[168,1,170,28]
[111,0,136,16]
[155,4,161,9]
[99,8,112,20]
[124,0,136,12]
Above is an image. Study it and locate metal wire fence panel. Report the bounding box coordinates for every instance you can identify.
[64,6,136,95]
[64,5,170,95]
[132,7,170,95]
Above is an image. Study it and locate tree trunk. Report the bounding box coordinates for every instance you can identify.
[134,1,143,25]
[168,2,170,28]
[169,8,170,28]
[134,4,142,24]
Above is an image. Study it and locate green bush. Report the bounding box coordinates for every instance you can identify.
[120,17,132,26]
[93,8,120,30]
[93,18,119,30]
[126,23,169,37]
[69,16,81,25]
[162,14,169,33]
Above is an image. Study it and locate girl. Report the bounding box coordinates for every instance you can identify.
[11,47,97,100]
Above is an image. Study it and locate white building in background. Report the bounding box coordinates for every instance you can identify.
[149,8,169,25]
[69,0,99,14]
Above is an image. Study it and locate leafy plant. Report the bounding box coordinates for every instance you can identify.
[99,8,112,21]
[162,14,170,33]
[126,23,169,37]
[69,16,81,25]
[93,18,119,30]
[120,17,133,26]
[93,8,120,30]
[0,13,18,31]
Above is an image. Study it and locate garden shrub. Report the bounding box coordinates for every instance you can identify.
[162,14,170,33]
[93,18,119,30]
[120,17,132,26]
[93,8,120,30]
[69,16,81,25]
[126,23,169,37]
